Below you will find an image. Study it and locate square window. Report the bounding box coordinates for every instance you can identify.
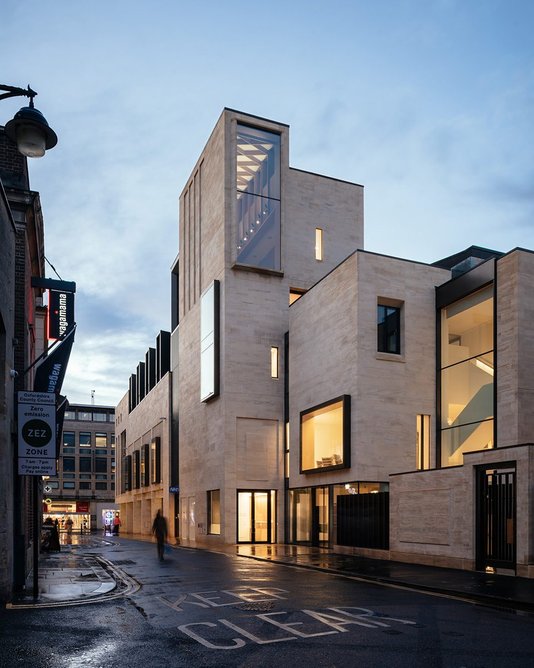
[79,432,91,447]
[63,431,75,447]
[95,458,107,473]
[63,482,75,489]
[300,396,350,472]
[95,433,107,447]
[79,457,92,473]
[95,482,107,490]
[63,457,75,473]
[79,482,91,490]
[377,304,401,354]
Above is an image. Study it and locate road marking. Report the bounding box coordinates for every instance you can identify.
[176,605,417,649]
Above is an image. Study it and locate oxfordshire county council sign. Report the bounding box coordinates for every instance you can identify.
[18,391,56,476]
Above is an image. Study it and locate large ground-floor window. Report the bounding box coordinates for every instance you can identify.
[289,482,388,548]
[237,490,276,543]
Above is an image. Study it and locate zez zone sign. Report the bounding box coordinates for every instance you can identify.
[18,392,57,476]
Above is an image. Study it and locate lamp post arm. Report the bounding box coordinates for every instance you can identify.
[0,84,37,106]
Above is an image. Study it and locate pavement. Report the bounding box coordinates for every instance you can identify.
[6,533,534,612]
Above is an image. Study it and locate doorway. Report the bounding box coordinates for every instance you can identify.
[311,486,329,546]
[237,490,276,543]
[476,465,516,571]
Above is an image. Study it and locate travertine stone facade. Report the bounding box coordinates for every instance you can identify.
[390,444,534,576]
[289,250,450,488]
[496,249,534,446]
[115,373,173,539]
[177,109,364,545]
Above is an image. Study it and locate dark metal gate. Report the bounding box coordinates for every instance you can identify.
[476,466,516,571]
[337,492,389,549]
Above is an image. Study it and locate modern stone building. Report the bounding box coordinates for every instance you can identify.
[116,109,534,578]
[115,332,175,539]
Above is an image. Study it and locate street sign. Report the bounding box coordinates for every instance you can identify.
[18,391,56,476]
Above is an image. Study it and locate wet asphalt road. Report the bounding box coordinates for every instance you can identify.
[1,538,534,667]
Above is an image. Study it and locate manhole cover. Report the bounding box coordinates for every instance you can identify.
[234,601,275,612]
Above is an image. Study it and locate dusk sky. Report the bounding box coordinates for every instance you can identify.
[2,0,533,406]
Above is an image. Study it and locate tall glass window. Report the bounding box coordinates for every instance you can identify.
[440,285,494,466]
[416,414,431,470]
[207,489,221,535]
[200,280,220,402]
[377,304,401,354]
[236,125,281,271]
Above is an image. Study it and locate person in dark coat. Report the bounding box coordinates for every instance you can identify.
[152,510,168,561]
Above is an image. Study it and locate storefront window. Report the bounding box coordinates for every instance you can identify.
[300,396,350,472]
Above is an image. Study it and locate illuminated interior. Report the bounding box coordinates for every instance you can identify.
[236,125,281,271]
[440,285,494,466]
[301,398,347,471]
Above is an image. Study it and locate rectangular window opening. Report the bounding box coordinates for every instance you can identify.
[377,303,401,354]
[315,228,323,261]
[270,346,279,379]
[416,414,431,470]
[208,489,221,535]
[300,395,351,473]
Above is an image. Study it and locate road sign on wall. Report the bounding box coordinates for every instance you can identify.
[18,391,56,476]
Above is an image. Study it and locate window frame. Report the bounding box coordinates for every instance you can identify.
[377,302,402,355]
[270,346,279,379]
[299,395,351,474]
[235,123,281,273]
[207,489,221,535]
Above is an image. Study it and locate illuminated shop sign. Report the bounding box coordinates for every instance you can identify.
[48,289,75,340]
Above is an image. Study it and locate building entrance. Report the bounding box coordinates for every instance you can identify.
[476,465,516,572]
[237,490,276,543]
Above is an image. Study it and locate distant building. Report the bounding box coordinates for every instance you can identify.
[115,332,174,538]
[115,108,534,578]
[44,403,118,532]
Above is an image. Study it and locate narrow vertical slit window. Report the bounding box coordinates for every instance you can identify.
[200,280,220,402]
[270,346,279,379]
[208,489,221,535]
[416,414,431,470]
[315,228,323,261]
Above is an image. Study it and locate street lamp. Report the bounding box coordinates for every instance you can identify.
[1,84,57,158]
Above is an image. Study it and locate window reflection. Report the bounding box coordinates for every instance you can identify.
[236,125,281,271]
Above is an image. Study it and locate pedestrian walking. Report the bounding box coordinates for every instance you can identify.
[113,513,121,535]
[152,509,168,561]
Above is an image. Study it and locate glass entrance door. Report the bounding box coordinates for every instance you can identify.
[312,486,329,546]
[237,490,276,543]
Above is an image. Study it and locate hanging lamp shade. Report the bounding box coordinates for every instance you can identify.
[5,105,58,158]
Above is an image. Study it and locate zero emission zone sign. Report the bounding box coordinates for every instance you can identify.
[18,392,57,476]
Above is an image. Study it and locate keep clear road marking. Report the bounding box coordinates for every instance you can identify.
[157,586,289,612]
[177,606,418,650]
